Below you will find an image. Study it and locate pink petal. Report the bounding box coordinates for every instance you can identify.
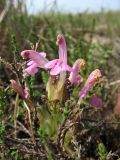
[57,34,67,64]
[86,69,101,85]
[79,85,90,98]
[69,71,83,85]
[69,59,85,85]
[75,75,83,85]
[78,69,102,105]
[24,88,29,99]
[39,52,46,57]
[21,50,30,59]
[89,94,102,108]
[27,60,35,66]
[25,63,38,76]
[50,63,62,75]
[21,50,48,68]
[49,61,72,75]
[84,69,102,91]
[45,59,59,69]
[61,63,73,72]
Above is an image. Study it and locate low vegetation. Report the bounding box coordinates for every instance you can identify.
[0,1,120,160]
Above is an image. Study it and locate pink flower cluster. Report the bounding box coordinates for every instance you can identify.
[10,34,102,107]
[21,34,72,76]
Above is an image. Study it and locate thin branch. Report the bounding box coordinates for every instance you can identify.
[17,120,31,136]
[14,93,19,138]
[109,79,120,86]
[23,101,35,144]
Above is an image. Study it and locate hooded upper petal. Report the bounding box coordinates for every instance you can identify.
[56,34,67,64]
[45,34,72,76]
[21,50,48,68]
[39,52,46,58]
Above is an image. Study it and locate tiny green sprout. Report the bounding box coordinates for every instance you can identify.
[11,149,19,160]
[98,143,108,160]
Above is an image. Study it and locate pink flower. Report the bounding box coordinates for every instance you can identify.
[46,34,72,101]
[69,59,85,85]
[45,34,72,75]
[78,69,102,105]
[10,80,29,99]
[89,94,102,108]
[21,50,48,76]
